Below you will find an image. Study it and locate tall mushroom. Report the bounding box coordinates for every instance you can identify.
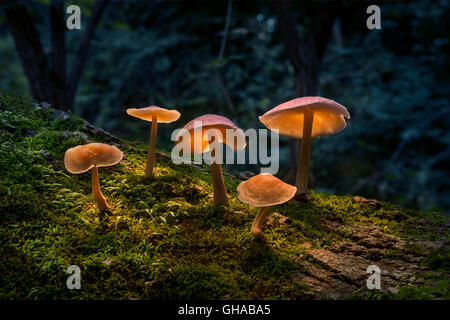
[64,143,123,211]
[127,106,180,177]
[176,114,246,205]
[237,173,296,241]
[259,97,350,201]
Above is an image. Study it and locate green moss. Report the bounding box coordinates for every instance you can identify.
[0,92,448,300]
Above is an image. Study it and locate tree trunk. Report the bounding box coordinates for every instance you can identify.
[272,0,339,182]
[4,0,107,111]
[4,4,64,109]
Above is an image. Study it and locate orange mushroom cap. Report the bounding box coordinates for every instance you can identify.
[175,114,246,154]
[237,173,297,207]
[64,143,123,174]
[126,106,180,123]
[259,96,350,139]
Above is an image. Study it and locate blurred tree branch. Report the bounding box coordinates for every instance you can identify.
[67,0,107,110]
[218,0,232,61]
[215,0,235,113]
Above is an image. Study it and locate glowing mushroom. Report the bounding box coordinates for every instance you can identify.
[259,97,350,201]
[127,106,180,177]
[64,143,123,211]
[176,114,246,205]
[237,173,296,241]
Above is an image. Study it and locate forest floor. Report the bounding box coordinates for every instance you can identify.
[0,92,449,299]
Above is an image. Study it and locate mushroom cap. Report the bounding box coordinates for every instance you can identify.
[175,114,246,154]
[259,96,350,139]
[64,143,124,174]
[126,105,180,123]
[237,173,297,207]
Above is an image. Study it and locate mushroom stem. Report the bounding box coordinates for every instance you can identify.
[211,163,228,205]
[295,109,314,199]
[251,206,271,240]
[210,139,228,206]
[145,115,158,178]
[91,166,110,211]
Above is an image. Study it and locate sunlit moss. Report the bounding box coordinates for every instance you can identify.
[0,92,448,299]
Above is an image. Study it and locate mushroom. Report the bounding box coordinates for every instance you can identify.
[176,114,246,205]
[64,143,123,211]
[127,106,180,177]
[259,97,350,201]
[237,173,296,241]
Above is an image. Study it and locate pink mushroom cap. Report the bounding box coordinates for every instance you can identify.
[259,96,350,139]
[176,114,247,154]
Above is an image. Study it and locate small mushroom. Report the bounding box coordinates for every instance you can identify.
[127,106,180,177]
[176,114,246,205]
[237,173,296,241]
[259,97,350,201]
[64,143,123,211]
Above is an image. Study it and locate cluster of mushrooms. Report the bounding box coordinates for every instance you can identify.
[64,97,350,241]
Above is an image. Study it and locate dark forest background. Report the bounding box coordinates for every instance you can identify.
[0,0,449,212]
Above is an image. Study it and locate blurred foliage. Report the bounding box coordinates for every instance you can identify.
[316,1,450,211]
[0,0,448,212]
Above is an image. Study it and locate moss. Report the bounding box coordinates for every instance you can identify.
[0,92,448,300]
